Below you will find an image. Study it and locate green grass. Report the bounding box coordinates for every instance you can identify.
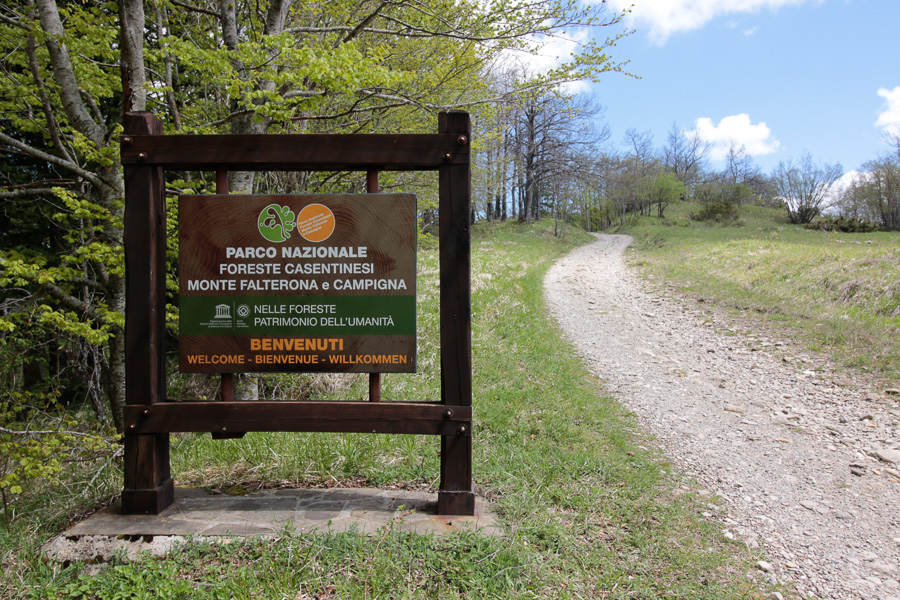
[628,203,900,380]
[2,220,773,599]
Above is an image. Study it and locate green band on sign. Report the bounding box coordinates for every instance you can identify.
[180,295,415,336]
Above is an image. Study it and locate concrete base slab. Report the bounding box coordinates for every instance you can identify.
[44,487,501,563]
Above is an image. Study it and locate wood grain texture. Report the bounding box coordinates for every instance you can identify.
[438,112,473,408]
[123,112,166,406]
[437,111,474,515]
[122,432,174,514]
[124,402,471,435]
[122,112,173,515]
[179,194,416,296]
[122,134,467,170]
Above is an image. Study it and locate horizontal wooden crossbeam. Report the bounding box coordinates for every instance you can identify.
[124,401,471,436]
[120,133,469,170]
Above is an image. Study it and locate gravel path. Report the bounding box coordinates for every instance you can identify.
[544,234,900,600]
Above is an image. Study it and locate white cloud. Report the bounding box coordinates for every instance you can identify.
[688,113,780,161]
[606,0,811,45]
[835,170,863,189]
[822,170,861,211]
[833,169,862,195]
[875,86,900,136]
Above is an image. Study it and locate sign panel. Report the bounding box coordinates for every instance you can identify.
[178,194,416,373]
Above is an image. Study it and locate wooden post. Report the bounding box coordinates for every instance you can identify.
[437,111,474,515]
[121,112,174,514]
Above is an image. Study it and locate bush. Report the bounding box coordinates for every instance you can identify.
[691,200,739,223]
[804,216,881,233]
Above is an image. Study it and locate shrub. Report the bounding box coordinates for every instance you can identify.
[804,216,881,233]
[691,200,739,223]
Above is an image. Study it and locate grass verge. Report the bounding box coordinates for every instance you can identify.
[628,203,900,382]
[3,220,771,599]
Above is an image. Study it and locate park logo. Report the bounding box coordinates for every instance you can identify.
[257,202,335,243]
[257,203,295,242]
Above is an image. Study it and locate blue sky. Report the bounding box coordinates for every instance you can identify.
[581,0,900,175]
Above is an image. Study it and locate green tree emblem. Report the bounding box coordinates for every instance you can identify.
[258,204,296,242]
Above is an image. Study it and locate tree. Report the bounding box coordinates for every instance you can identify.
[619,129,659,217]
[842,157,900,230]
[0,0,630,430]
[603,154,655,224]
[662,123,708,191]
[650,172,684,218]
[721,141,758,187]
[0,1,132,429]
[771,152,843,224]
[514,93,607,223]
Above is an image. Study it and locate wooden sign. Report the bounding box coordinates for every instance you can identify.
[122,112,472,517]
[178,194,416,373]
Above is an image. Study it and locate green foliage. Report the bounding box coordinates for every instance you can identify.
[836,153,900,231]
[651,172,684,218]
[0,410,113,524]
[0,1,131,427]
[804,215,881,233]
[691,199,740,223]
[0,183,123,344]
[0,327,117,523]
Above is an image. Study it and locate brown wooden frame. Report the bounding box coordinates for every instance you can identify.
[121,111,473,516]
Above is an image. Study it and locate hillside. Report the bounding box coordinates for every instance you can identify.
[626,203,900,382]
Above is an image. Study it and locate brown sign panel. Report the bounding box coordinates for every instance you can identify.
[178,194,416,373]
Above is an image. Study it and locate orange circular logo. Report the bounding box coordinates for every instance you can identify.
[296,203,335,242]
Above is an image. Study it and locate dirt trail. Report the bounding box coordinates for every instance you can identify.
[544,233,900,600]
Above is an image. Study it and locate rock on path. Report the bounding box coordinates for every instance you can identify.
[544,234,900,600]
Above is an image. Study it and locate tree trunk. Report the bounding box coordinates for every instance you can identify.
[119,0,147,113]
[501,168,508,221]
[99,167,127,430]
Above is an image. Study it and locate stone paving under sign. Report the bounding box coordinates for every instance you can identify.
[44,487,501,563]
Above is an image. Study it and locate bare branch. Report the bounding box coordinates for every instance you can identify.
[80,88,106,130]
[0,426,111,439]
[342,1,389,44]
[0,11,29,32]
[0,258,105,323]
[26,26,73,163]
[0,130,105,190]
[169,0,219,18]
[0,187,68,198]
[290,98,408,122]
[193,108,255,130]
